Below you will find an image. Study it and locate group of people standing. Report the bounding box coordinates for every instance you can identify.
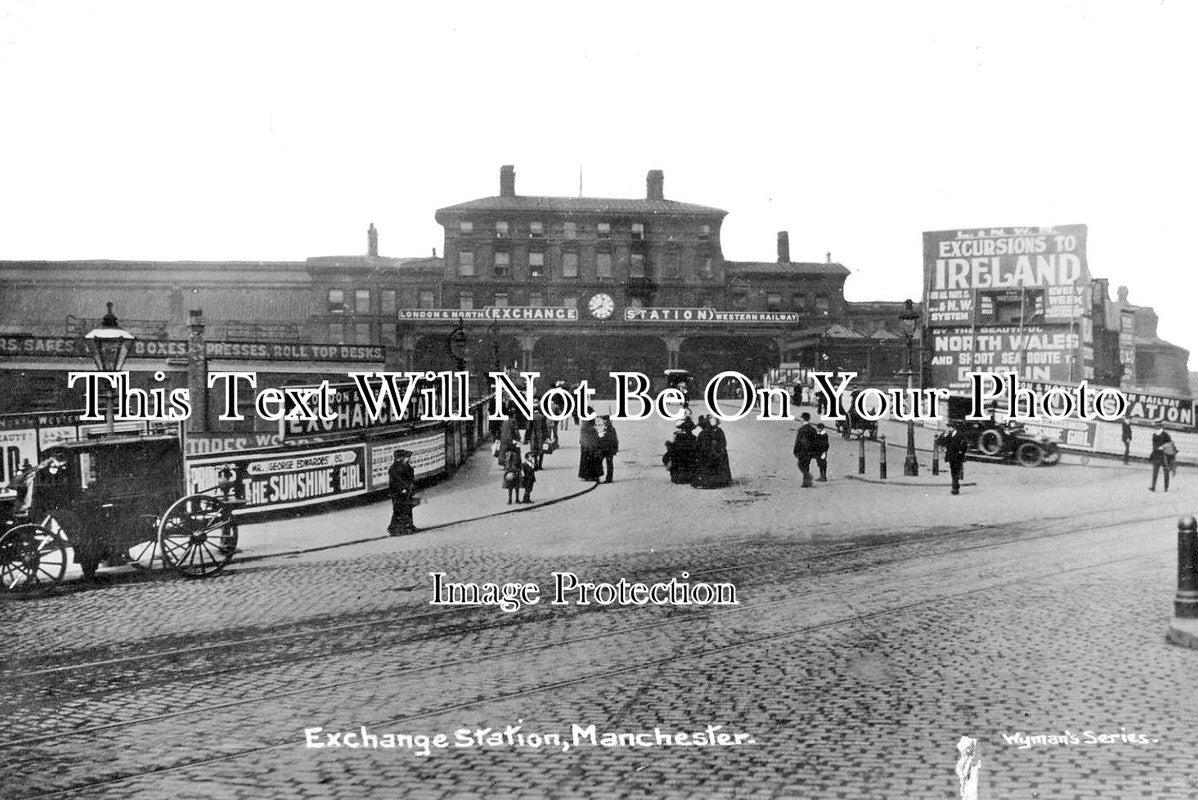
[791,412,830,488]
[493,400,556,504]
[662,413,732,489]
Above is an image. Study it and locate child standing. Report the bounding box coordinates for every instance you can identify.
[519,451,537,504]
[502,444,521,504]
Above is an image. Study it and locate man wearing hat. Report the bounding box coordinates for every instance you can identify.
[387,449,419,535]
[792,412,817,488]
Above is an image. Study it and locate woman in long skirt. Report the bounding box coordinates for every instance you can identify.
[578,416,604,481]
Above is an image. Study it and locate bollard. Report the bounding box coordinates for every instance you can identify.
[879,435,888,480]
[858,436,866,475]
[1176,515,1198,619]
[932,438,940,476]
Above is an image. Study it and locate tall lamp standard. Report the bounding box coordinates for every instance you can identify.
[900,298,920,476]
[84,302,135,434]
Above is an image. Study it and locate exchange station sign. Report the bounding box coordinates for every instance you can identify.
[399,307,798,324]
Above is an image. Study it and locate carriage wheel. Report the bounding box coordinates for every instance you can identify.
[1016,442,1045,468]
[0,524,68,591]
[125,514,164,570]
[158,494,238,579]
[40,510,79,544]
[978,429,1005,456]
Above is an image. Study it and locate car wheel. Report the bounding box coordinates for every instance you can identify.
[1016,442,1044,467]
[978,429,1005,456]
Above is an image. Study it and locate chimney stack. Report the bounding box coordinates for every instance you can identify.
[500,165,516,197]
[646,169,664,201]
[367,223,378,258]
[777,231,790,264]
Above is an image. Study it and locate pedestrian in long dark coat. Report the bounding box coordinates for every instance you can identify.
[496,402,520,465]
[692,416,732,489]
[524,406,550,470]
[578,415,604,481]
[814,422,830,482]
[1121,417,1133,465]
[940,425,971,495]
[704,417,732,488]
[792,412,817,488]
[519,452,537,504]
[1150,424,1174,492]
[597,414,619,483]
[663,422,697,484]
[387,450,419,535]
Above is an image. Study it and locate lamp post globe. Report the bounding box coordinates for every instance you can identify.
[899,299,920,477]
[84,302,136,433]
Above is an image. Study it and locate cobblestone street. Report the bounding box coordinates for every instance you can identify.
[3,411,1196,799]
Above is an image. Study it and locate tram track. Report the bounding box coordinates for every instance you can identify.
[2,497,1157,681]
[5,530,1169,800]
[1,504,1175,747]
[1,500,1175,716]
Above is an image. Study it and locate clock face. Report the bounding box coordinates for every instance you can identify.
[588,293,615,319]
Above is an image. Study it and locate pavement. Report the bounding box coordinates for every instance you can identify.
[232,433,599,562]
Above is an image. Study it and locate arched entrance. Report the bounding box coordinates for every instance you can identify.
[678,336,781,386]
[533,335,668,394]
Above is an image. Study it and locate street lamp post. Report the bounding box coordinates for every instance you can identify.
[84,302,135,434]
[900,298,920,477]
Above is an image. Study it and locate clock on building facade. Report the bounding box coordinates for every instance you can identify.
[588,293,615,319]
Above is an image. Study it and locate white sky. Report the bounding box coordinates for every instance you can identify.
[1,1,1194,369]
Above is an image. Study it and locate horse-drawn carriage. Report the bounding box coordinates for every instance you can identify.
[0,435,241,591]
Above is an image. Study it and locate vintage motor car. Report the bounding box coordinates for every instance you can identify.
[942,395,1060,467]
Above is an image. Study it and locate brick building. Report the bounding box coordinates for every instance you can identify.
[400,165,905,389]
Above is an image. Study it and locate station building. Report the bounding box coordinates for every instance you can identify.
[401,165,891,390]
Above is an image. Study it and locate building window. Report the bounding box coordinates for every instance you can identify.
[354,289,371,314]
[529,292,544,307]
[815,294,830,313]
[530,221,544,238]
[699,224,711,241]
[381,326,396,345]
[629,252,646,278]
[628,297,644,309]
[417,290,435,309]
[597,222,611,239]
[699,256,713,279]
[381,289,397,315]
[562,296,578,309]
[631,222,645,241]
[458,292,474,310]
[328,322,344,343]
[459,221,473,234]
[793,293,807,311]
[458,251,475,276]
[354,323,371,344]
[732,294,748,311]
[328,289,345,313]
[665,248,680,278]
[493,293,509,307]
[563,221,577,239]
[495,221,509,238]
[767,293,782,311]
[493,251,510,277]
[596,252,613,279]
[529,251,545,278]
[562,251,579,278]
